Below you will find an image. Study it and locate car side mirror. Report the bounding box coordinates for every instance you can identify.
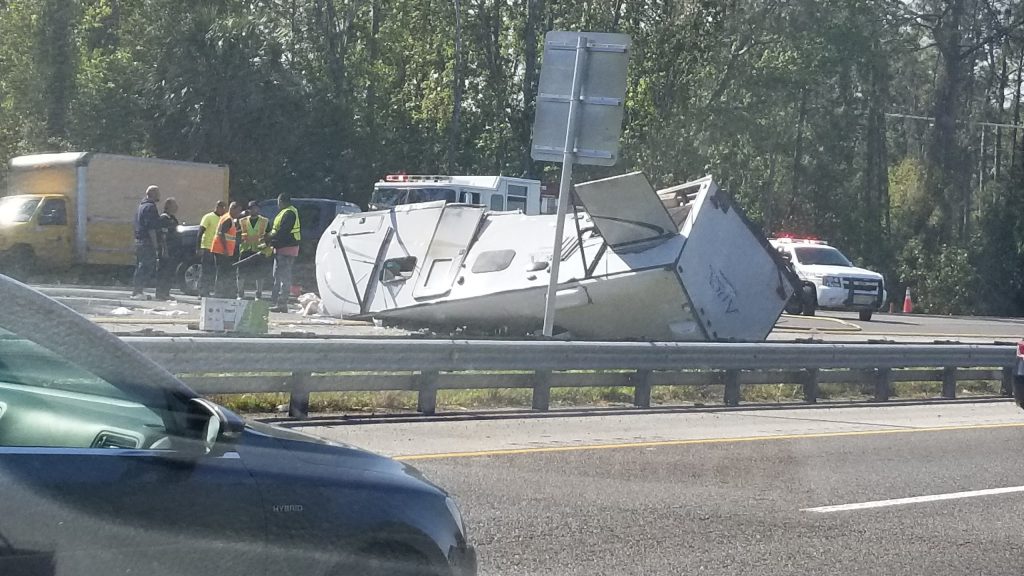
[185,398,245,457]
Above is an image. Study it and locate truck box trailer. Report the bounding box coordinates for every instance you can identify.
[1,152,228,274]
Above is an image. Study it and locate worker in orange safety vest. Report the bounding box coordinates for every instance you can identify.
[210,201,241,298]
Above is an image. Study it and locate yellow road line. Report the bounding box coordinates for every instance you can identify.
[394,421,1024,461]
[776,315,862,333]
[852,331,1020,340]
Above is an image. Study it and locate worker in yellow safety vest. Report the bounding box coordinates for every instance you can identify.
[236,200,272,300]
[267,193,301,312]
[210,201,241,298]
[196,200,227,297]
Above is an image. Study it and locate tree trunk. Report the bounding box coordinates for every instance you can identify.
[1011,50,1024,170]
[924,0,966,246]
[790,88,808,223]
[38,0,76,141]
[366,0,382,176]
[520,0,541,177]
[448,0,464,173]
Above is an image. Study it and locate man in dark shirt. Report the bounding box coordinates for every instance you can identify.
[155,198,180,301]
[131,185,160,299]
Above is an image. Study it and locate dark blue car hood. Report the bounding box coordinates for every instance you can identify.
[241,421,445,495]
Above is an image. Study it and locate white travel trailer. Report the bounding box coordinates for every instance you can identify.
[316,172,797,341]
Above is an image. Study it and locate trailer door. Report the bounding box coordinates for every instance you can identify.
[413,206,485,299]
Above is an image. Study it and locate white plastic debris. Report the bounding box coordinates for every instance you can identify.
[142,308,186,316]
[299,293,322,316]
[109,307,133,316]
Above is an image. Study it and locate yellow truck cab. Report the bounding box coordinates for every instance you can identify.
[0,194,74,270]
[1,152,228,277]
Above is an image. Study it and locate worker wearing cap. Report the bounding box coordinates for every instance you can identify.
[236,200,271,299]
[197,200,227,297]
[210,201,242,298]
[155,198,180,301]
[268,193,301,313]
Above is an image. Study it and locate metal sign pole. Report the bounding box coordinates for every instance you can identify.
[542,35,588,337]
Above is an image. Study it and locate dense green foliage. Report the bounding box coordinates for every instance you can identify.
[2,0,1024,314]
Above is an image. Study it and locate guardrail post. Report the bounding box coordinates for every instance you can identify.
[1002,366,1014,397]
[417,371,439,415]
[723,370,741,407]
[874,368,892,402]
[633,370,652,408]
[532,370,551,411]
[287,371,311,419]
[801,369,819,404]
[942,367,957,399]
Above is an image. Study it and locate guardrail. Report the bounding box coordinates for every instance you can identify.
[124,337,1018,418]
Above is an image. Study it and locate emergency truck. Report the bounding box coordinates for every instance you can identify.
[770,236,886,321]
[369,174,547,214]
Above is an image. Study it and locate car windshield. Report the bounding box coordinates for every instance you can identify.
[370,187,407,208]
[407,187,457,203]
[793,246,852,267]
[0,196,40,224]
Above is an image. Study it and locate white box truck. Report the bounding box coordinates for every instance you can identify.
[0,152,229,275]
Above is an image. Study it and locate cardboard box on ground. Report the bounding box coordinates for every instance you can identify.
[200,297,270,334]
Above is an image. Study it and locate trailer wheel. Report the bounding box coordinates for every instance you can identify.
[800,284,817,317]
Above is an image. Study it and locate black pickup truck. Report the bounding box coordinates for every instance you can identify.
[174,198,361,295]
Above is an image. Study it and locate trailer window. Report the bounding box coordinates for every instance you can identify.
[471,250,516,273]
[381,256,417,283]
[507,184,528,212]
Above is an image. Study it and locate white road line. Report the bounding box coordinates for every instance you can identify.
[802,485,1024,513]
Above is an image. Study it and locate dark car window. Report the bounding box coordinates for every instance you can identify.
[297,203,322,231]
[37,198,67,226]
[793,246,852,267]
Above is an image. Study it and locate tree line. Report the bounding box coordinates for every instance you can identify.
[2,0,1024,314]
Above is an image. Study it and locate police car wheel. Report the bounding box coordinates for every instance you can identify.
[800,284,817,317]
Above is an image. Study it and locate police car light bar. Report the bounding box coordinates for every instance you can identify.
[771,234,828,245]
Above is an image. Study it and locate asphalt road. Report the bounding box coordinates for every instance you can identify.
[30,284,1024,343]
[297,403,1024,575]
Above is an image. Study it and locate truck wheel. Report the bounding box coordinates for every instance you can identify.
[179,261,202,296]
[3,245,34,281]
[858,309,873,321]
[800,284,817,317]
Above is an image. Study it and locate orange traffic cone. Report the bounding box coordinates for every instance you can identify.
[902,288,914,314]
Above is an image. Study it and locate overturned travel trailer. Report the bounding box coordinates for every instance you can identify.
[315,172,798,341]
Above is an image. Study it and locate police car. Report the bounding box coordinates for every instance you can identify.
[770,236,886,321]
